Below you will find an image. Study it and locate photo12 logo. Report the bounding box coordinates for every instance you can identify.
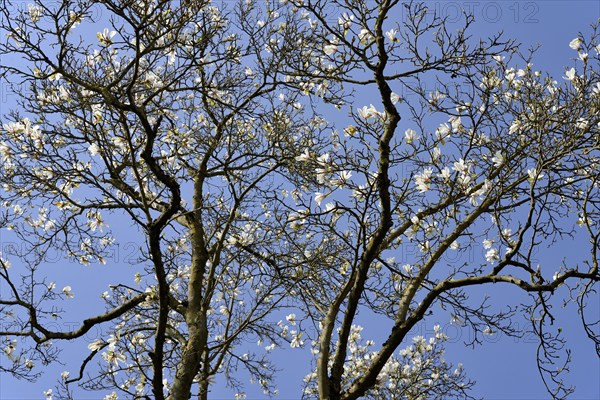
[400,1,540,24]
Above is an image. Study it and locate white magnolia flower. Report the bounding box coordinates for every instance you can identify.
[334,170,352,187]
[3,121,24,135]
[358,28,373,44]
[483,239,494,249]
[453,158,469,174]
[0,142,12,163]
[61,371,70,380]
[286,313,297,325]
[62,286,74,298]
[485,248,499,263]
[449,116,462,132]
[575,118,588,130]
[357,104,379,120]
[324,43,338,55]
[386,28,399,42]
[491,150,505,167]
[290,331,304,348]
[88,143,100,156]
[314,192,329,206]
[439,167,451,181]
[344,125,357,136]
[564,68,576,81]
[338,13,354,34]
[404,128,417,144]
[414,168,433,192]
[43,389,53,399]
[87,210,107,231]
[436,122,451,140]
[97,28,116,46]
[569,37,582,51]
[508,119,522,135]
[527,168,544,182]
[102,348,126,367]
[295,148,311,162]
[402,264,413,274]
[28,4,43,23]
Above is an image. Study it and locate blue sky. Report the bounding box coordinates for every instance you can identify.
[1,1,599,399]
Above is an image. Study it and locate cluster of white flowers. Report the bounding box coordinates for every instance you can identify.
[304,324,467,397]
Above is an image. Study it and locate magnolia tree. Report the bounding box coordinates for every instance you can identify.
[0,0,329,399]
[1,0,599,400]
[268,2,600,400]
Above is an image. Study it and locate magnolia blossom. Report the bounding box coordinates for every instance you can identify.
[553,271,561,281]
[564,67,576,81]
[436,123,451,140]
[404,128,417,144]
[344,125,358,136]
[337,13,354,34]
[290,331,304,348]
[97,28,116,46]
[414,168,433,192]
[3,121,24,135]
[88,143,100,156]
[62,286,75,298]
[333,170,352,187]
[485,248,499,263]
[386,28,399,42]
[453,158,469,174]
[28,4,42,23]
[357,104,380,120]
[286,313,297,325]
[569,37,582,51]
[87,210,107,231]
[324,43,338,55]
[102,347,126,367]
[358,28,373,44]
[314,192,329,206]
[527,168,544,182]
[508,119,522,135]
[439,167,451,181]
[0,142,12,163]
[575,118,588,130]
[491,150,505,167]
[449,116,462,132]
